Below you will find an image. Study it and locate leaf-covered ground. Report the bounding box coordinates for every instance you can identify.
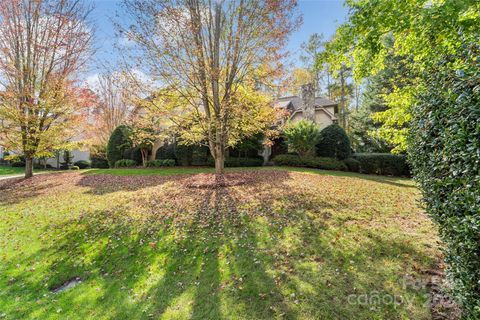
[0,168,442,319]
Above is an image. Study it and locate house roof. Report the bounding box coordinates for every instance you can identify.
[274,95,337,111]
[291,106,337,121]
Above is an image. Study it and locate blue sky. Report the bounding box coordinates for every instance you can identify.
[87,0,348,78]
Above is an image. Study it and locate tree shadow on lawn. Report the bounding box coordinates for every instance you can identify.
[270,212,437,319]
[281,167,416,189]
[0,173,73,205]
[3,172,296,319]
[75,173,191,195]
[135,177,296,319]
[2,170,433,319]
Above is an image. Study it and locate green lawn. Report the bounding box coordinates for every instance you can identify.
[0,167,440,319]
[0,166,25,176]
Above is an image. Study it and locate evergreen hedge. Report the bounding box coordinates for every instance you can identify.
[114,159,137,168]
[146,159,176,167]
[409,47,480,315]
[273,154,347,171]
[352,153,410,176]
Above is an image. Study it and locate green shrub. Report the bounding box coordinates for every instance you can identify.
[230,133,264,158]
[225,157,263,167]
[273,154,347,171]
[74,160,91,169]
[91,156,109,168]
[70,166,80,170]
[11,161,25,167]
[316,124,351,160]
[353,153,410,176]
[114,159,137,168]
[107,125,132,167]
[175,145,194,166]
[284,119,321,157]
[145,159,176,167]
[206,157,263,167]
[409,53,480,315]
[155,143,176,160]
[343,158,360,172]
[123,147,143,165]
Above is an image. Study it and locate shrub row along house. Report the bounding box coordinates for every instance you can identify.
[106,83,340,167]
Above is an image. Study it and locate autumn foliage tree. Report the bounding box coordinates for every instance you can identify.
[0,0,93,178]
[121,0,300,174]
[89,73,134,145]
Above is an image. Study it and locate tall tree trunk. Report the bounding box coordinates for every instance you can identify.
[25,157,33,178]
[141,149,148,167]
[214,145,225,175]
[340,68,346,129]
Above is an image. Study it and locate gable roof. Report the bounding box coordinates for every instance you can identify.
[274,95,337,112]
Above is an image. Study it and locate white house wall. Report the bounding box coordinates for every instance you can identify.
[45,149,90,168]
[290,108,335,130]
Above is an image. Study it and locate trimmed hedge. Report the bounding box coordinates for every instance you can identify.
[207,157,264,167]
[91,156,109,168]
[74,160,91,169]
[114,159,137,168]
[225,157,263,167]
[316,124,351,160]
[352,153,410,176]
[145,159,176,167]
[123,147,142,165]
[344,158,360,173]
[409,52,480,315]
[273,154,347,171]
[11,161,25,167]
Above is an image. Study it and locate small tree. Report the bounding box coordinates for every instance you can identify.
[316,124,351,160]
[107,125,132,167]
[130,126,158,167]
[283,120,321,157]
[0,0,93,178]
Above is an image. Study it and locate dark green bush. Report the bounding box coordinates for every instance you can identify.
[273,154,347,171]
[145,159,176,167]
[225,157,263,167]
[123,147,142,165]
[107,125,132,167]
[175,145,194,166]
[409,49,480,315]
[343,158,360,172]
[353,153,410,176]
[74,160,91,169]
[206,157,263,167]
[90,145,109,168]
[155,143,176,160]
[91,156,109,168]
[230,134,264,158]
[114,159,137,168]
[11,161,25,167]
[316,124,352,160]
[156,143,210,166]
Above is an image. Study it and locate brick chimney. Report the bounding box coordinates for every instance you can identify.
[301,83,315,123]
